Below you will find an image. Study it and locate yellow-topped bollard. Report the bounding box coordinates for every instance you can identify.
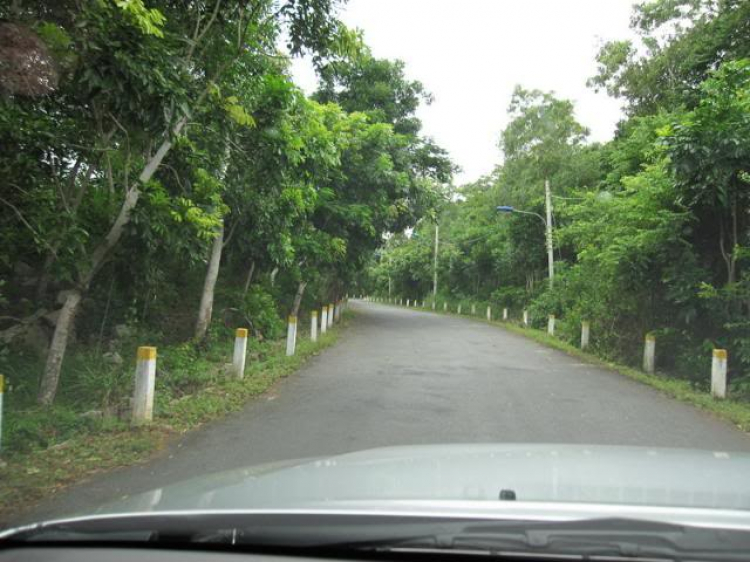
[643,334,656,374]
[711,349,728,399]
[233,328,249,379]
[133,347,157,424]
[311,310,319,342]
[286,315,297,356]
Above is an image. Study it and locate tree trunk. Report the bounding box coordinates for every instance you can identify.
[36,117,187,406]
[38,290,82,406]
[291,281,307,318]
[242,260,256,297]
[35,250,57,302]
[194,222,225,341]
[269,267,279,286]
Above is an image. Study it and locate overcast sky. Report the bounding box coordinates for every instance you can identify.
[291,0,637,185]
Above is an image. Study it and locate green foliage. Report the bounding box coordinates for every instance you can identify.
[0,0,451,405]
[368,36,750,390]
[241,285,286,339]
[112,0,166,37]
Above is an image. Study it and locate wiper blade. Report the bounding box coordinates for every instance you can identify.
[6,512,750,561]
[338,518,750,561]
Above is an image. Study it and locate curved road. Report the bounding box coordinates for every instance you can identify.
[21,300,750,521]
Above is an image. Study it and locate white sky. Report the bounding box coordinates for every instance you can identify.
[291,0,637,185]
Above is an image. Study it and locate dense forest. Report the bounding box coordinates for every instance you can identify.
[0,0,451,449]
[1,0,750,459]
[364,0,750,391]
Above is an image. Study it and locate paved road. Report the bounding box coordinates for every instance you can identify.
[20,301,750,522]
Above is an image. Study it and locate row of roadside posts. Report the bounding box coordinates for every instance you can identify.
[0,297,351,448]
[361,295,730,401]
[132,298,348,427]
[134,299,348,427]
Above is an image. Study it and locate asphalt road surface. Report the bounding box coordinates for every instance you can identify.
[19,300,750,522]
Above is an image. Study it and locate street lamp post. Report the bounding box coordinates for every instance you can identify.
[544,178,554,288]
[433,223,439,298]
[497,179,555,288]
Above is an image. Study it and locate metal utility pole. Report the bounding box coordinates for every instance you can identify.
[432,223,439,297]
[544,178,554,288]
[387,254,392,299]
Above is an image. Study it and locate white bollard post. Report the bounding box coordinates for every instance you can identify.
[503,308,508,321]
[233,328,249,379]
[286,316,297,356]
[133,346,157,424]
[457,304,462,314]
[0,374,4,452]
[321,306,328,334]
[432,301,436,310]
[711,349,728,399]
[547,315,555,336]
[522,310,529,326]
[328,303,334,327]
[422,300,425,308]
[406,299,410,307]
[471,304,476,315]
[311,311,318,342]
[443,302,448,312]
[581,321,590,349]
[486,306,492,321]
[581,321,590,350]
[643,334,656,374]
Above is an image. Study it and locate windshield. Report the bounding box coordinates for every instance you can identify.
[1,0,750,559]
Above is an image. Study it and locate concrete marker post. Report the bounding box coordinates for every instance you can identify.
[711,349,728,399]
[233,328,249,379]
[581,321,590,350]
[471,304,476,315]
[522,310,529,326]
[503,308,508,321]
[432,301,436,311]
[321,306,328,334]
[328,303,334,328]
[486,306,492,321]
[457,304,462,315]
[422,300,425,308]
[311,311,318,342]
[286,316,297,356]
[547,315,555,336]
[406,299,410,307]
[643,334,656,374]
[133,346,157,424]
[443,302,448,312]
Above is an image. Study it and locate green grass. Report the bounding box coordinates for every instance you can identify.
[0,315,348,523]
[385,299,750,434]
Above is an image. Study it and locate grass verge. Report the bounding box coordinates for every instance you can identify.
[0,316,348,524]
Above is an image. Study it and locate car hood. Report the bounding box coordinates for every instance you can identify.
[92,443,750,518]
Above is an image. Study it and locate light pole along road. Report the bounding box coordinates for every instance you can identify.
[18,301,750,524]
[497,178,555,288]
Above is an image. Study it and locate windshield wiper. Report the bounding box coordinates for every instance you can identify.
[331,518,750,561]
[5,513,750,561]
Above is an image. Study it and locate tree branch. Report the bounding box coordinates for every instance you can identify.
[0,196,58,258]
